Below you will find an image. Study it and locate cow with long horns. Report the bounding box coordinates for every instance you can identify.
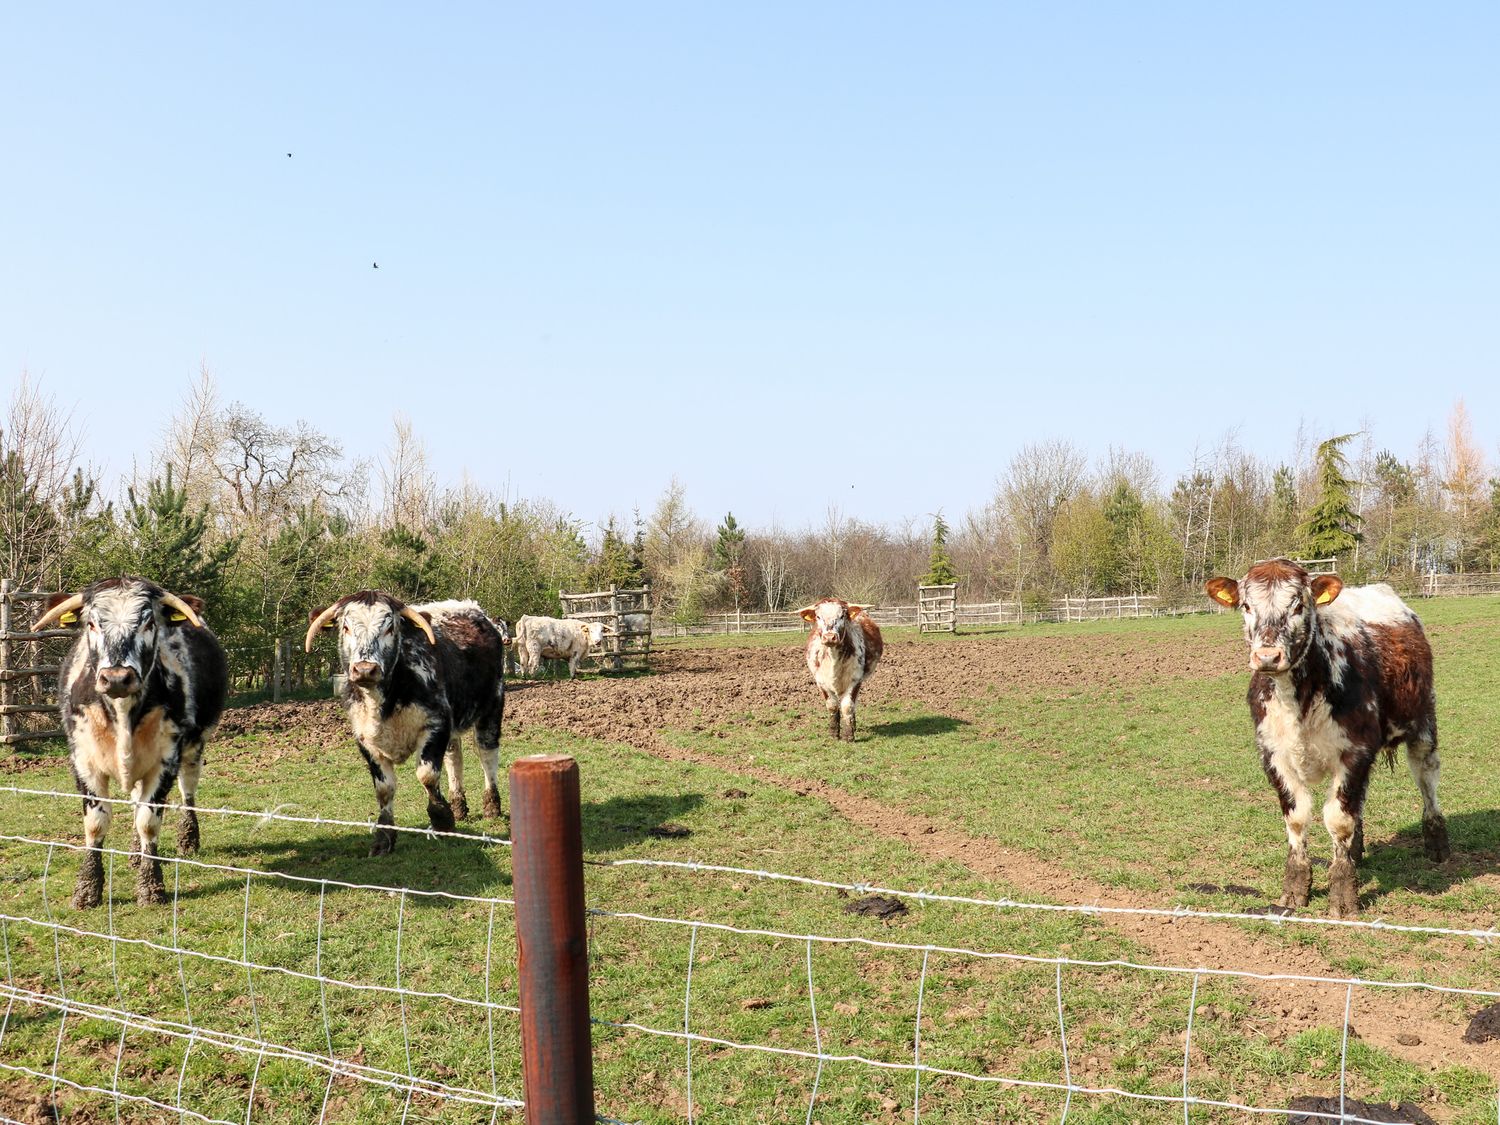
[35,577,228,908]
[800,598,883,741]
[306,593,506,855]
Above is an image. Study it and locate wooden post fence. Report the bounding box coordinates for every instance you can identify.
[917,584,957,633]
[510,754,595,1124]
[558,584,653,672]
[0,580,66,746]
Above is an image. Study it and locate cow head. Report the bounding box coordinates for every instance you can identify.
[798,598,866,648]
[305,591,437,688]
[580,621,609,647]
[1206,560,1343,675]
[33,577,206,700]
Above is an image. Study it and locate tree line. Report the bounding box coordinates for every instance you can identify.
[3,374,1496,685]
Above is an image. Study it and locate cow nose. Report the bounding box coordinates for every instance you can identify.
[97,666,139,697]
[350,661,381,681]
[1251,646,1285,671]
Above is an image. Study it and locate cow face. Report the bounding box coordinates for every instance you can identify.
[305,591,437,688]
[1206,561,1342,675]
[799,599,865,648]
[585,622,607,647]
[38,578,205,700]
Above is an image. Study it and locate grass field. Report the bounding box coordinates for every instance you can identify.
[1,598,1497,1123]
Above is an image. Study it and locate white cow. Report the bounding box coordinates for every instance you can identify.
[514,615,610,679]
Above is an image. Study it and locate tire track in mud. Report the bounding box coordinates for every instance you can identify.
[506,638,1500,1076]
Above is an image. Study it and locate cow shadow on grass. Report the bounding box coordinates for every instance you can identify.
[1358,808,1500,908]
[581,792,704,854]
[208,825,512,904]
[868,715,970,738]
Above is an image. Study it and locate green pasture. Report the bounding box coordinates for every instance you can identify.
[1,599,1497,1122]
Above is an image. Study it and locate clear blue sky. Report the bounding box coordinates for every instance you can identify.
[4,4,1497,532]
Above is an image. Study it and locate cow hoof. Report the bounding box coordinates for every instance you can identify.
[482,788,503,820]
[1423,815,1451,862]
[369,828,397,857]
[1327,858,1360,918]
[451,795,470,822]
[72,882,103,910]
[177,817,201,856]
[136,876,167,907]
[427,803,456,834]
[1279,856,1312,909]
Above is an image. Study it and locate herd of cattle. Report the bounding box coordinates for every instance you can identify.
[30,561,1451,921]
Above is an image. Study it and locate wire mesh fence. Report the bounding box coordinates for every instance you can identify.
[0,775,1495,1124]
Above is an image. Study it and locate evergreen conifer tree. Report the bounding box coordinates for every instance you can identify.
[1297,433,1364,559]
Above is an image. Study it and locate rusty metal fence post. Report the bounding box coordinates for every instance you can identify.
[510,754,595,1124]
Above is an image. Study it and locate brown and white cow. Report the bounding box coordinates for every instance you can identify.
[799,599,883,741]
[1205,560,1450,918]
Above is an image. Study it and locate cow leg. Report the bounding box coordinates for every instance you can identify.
[821,690,840,738]
[1406,734,1450,861]
[71,763,111,910]
[1277,781,1314,910]
[476,692,505,820]
[359,745,399,857]
[131,769,175,906]
[444,734,468,821]
[839,693,857,743]
[415,724,457,834]
[176,739,204,855]
[1324,755,1375,919]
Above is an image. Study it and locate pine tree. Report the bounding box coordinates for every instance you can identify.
[714,512,748,610]
[920,511,959,585]
[1297,433,1364,560]
[107,465,238,600]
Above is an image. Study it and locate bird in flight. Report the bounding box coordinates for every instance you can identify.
[372,262,379,269]
[286,152,292,158]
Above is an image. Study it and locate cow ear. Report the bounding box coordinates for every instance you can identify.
[167,594,206,623]
[796,604,818,623]
[846,603,866,616]
[1204,578,1240,608]
[1311,575,1343,606]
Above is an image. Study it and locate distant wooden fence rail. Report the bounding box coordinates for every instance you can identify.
[559,583,653,671]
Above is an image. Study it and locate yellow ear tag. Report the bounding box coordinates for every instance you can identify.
[59,611,78,625]
[1212,589,1235,606]
[169,611,188,622]
[1315,589,1336,605]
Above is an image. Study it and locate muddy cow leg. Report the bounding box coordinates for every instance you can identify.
[839,693,857,743]
[821,690,840,738]
[176,739,204,855]
[415,723,456,834]
[359,744,399,856]
[131,769,174,906]
[475,688,505,820]
[72,763,111,910]
[1277,777,1314,910]
[444,733,468,821]
[1407,732,1450,862]
[1324,755,1375,919]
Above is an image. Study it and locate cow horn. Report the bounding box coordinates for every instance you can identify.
[401,606,437,645]
[160,591,204,628]
[32,593,84,632]
[304,604,341,652]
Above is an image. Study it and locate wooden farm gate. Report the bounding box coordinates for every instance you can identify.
[558,584,653,671]
[0,579,66,745]
[917,583,957,633]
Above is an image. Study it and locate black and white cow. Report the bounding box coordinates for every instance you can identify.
[1206,559,1450,918]
[34,577,228,908]
[305,592,506,855]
